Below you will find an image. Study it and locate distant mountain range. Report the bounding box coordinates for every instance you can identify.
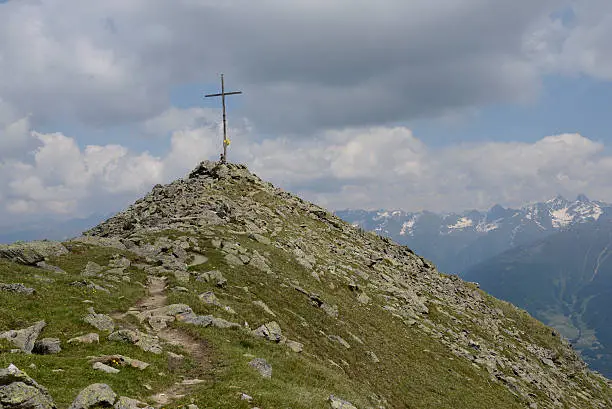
[0,213,110,244]
[336,195,611,274]
[463,220,612,377]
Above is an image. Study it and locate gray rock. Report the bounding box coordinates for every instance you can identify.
[199,291,220,306]
[113,397,152,409]
[84,308,114,332]
[366,351,380,363]
[107,330,162,354]
[33,338,61,355]
[285,339,304,353]
[328,395,357,409]
[252,321,282,343]
[68,384,117,409]
[0,364,56,409]
[0,283,35,295]
[35,261,66,274]
[0,321,46,353]
[167,352,184,372]
[252,300,276,316]
[321,303,339,318]
[248,358,272,379]
[173,270,190,283]
[328,335,351,349]
[0,241,68,266]
[69,280,110,294]
[68,333,99,345]
[248,233,271,245]
[195,270,227,287]
[82,262,103,277]
[224,253,244,267]
[92,362,120,374]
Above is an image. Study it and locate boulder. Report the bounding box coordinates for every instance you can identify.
[68,384,117,409]
[113,397,153,409]
[252,321,282,343]
[33,338,61,355]
[92,362,119,374]
[0,241,68,266]
[0,283,35,295]
[0,321,46,353]
[83,308,114,332]
[248,358,272,379]
[0,364,56,409]
[68,333,99,345]
[328,395,357,409]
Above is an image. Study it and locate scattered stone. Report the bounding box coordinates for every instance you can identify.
[240,393,253,402]
[89,355,149,370]
[366,351,380,363]
[328,395,357,409]
[199,291,221,306]
[0,321,46,353]
[92,362,120,374]
[114,396,153,409]
[171,286,189,292]
[249,233,271,245]
[36,261,66,274]
[252,300,276,316]
[188,253,208,267]
[0,364,56,409]
[68,333,99,345]
[224,253,244,267]
[252,321,282,343]
[249,358,272,379]
[82,261,103,277]
[0,283,35,295]
[84,308,115,332]
[107,330,162,354]
[321,303,339,318]
[328,335,351,349]
[68,383,117,409]
[33,338,61,355]
[0,241,68,266]
[108,255,131,269]
[196,270,227,287]
[356,292,371,305]
[167,352,184,372]
[70,280,110,294]
[173,270,190,283]
[285,339,304,353]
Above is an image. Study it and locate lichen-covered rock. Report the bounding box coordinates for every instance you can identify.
[113,396,153,409]
[0,241,68,266]
[328,395,357,409]
[83,308,114,332]
[0,283,36,295]
[33,338,61,355]
[68,384,117,409]
[0,321,46,353]
[107,330,162,354]
[0,364,56,409]
[68,333,99,345]
[92,362,119,374]
[248,358,272,379]
[252,321,282,343]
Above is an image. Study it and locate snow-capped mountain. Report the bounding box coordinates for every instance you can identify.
[335,195,611,274]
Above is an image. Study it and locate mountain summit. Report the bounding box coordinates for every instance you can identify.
[0,161,610,408]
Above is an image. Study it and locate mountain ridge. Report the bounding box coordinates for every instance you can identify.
[336,194,610,273]
[0,161,610,408]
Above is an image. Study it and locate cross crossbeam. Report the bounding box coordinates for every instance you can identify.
[204,74,242,163]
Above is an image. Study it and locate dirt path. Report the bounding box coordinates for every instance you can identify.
[129,276,214,406]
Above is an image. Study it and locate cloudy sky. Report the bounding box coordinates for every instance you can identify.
[2,0,612,229]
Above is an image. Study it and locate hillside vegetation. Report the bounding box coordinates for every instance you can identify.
[0,161,610,409]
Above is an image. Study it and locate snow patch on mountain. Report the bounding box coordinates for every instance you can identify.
[400,216,418,236]
[476,220,500,233]
[551,207,573,228]
[447,217,473,230]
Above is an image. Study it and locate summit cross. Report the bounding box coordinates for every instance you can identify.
[204,74,242,163]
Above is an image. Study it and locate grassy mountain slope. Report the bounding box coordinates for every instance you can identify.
[463,221,612,379]
[1,161,610,408]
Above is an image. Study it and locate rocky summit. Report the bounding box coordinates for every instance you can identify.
[0,160,611,409]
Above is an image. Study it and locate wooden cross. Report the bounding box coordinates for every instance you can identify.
[204,74,242,163]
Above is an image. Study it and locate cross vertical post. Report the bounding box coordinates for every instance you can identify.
[204,74,242,163]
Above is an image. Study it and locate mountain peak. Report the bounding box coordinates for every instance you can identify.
[576,193,590,202]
